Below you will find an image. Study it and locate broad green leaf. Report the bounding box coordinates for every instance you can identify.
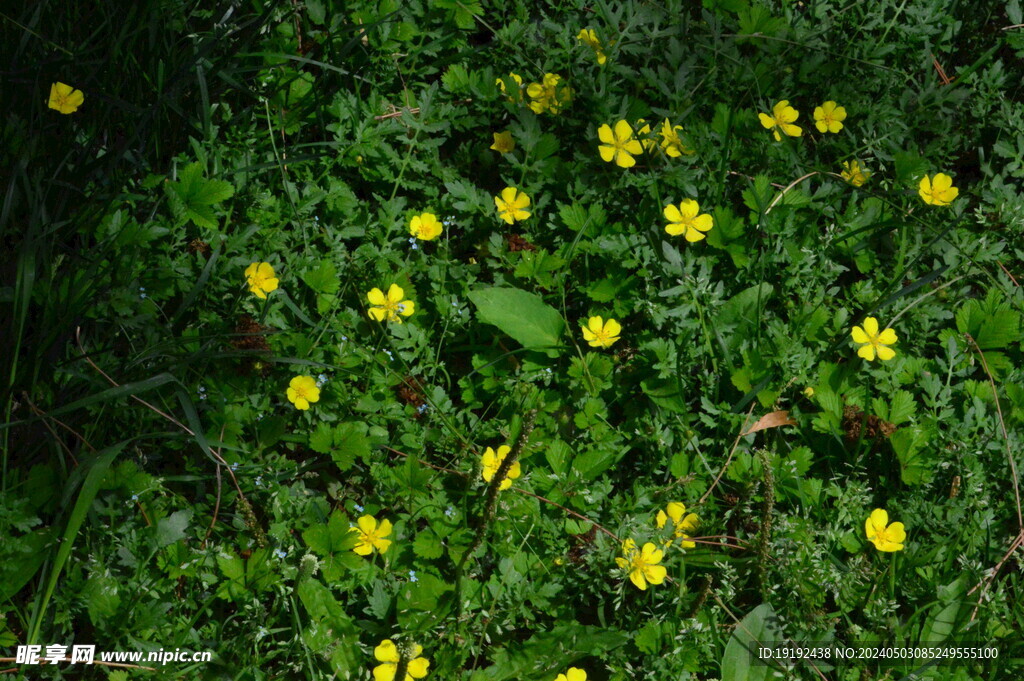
[721,603,781,681]
[468,287,565,353]
[155,509,192,547]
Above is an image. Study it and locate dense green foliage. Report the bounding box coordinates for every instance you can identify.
[3,1,1024,679]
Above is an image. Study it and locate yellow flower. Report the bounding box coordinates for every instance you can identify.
[655,502,699,549]
[658,119,695,157]
[496,72,523,102]
[813,101,846,133]
[918,173,959,206]
[597,120,643,168]
[803,386,815,398]
[850,317,897,361]
[367,284,415,323]
[576,28,607,65]
[581,316,621,348]
[372,639,429,681]
[526,73,572,114]
[555,668,588,681]
[351,515,393,556]
[840,160,870,187]
[664,199,714,242]
[494,186,531,224]
[481,445,521,491]
[615,539,667,591]
[864,508,905,552]
[48,82,84,114]
[758,100,802,141]
[245,262,280,299]
[490,131,515,154]
[409,213,442,241]
[286,375,320,410]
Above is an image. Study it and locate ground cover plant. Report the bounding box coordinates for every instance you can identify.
[2,0,1024,679]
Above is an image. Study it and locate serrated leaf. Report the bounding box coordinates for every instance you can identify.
[468,287,564,353]
[413,529,444,559]
[155,509,192,547]
[976,310,1020,349]
[302,260,340,295]
[888,390,916,425]
[891,424,936,486]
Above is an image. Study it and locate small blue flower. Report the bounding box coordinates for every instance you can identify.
[139,287,147,299]
[408,237,419,251]
[417,404,429,414]
[445,506,455,518]
[198,386,207,400]
[316,373,328,388]
[409,570,418,582]
[255,476,263,487]
[274,548,287,559]
[354,503,364,512]
[383,349,394,360]
[341,335,349,342]
[231,462,239,471]
[131,493,139,501]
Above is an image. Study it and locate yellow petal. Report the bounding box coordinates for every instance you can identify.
[614,150,636,168]
[691,213,714,232]
[684,226,706,242]
[629,569,648,590]
[598,145,616,163]
[758,113,775,130]
[407,657,430,678]
[644,564,667,585]
[597,124,614,144]
[374,640,400,664]
[603,318,621,337]
[876,345,896,361]
[665,502,685,523]
[387,284,405,303]
[877,328,897,345]
[357,515,378,534]
[862,317,879,337]
[368,288,387,306]
[373,663,397,681]
[613,119,633,143]
[851,326,869,344]
[857,345,876,361]
[655,510,667,528]
[566,668,587,681]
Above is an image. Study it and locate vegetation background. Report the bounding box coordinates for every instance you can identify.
[2,0,1024,679]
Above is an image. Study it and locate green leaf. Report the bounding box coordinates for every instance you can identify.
[413,529,444,559]
[721,603,782,681]
[155,509,192,547]
[468,624,628,681]
[81,573,121,626]
[888,390,916,426]
[717,283,773,331]
[468,287,565,353]
[891,424,937,486]
[302,510,359,581]
[27,443,125,644]
[302,260,340,295]
[308,422,371,472]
